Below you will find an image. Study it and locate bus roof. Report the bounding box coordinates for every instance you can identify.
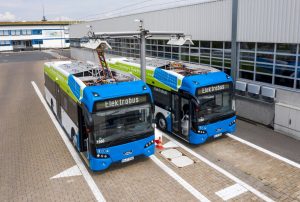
[107,56,232,94]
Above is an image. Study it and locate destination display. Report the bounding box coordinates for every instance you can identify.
[197,83,230,95]
[94,95,148,111]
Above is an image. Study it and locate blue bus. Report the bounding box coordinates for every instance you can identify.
[108,58,236,144]
[44,60,155,171]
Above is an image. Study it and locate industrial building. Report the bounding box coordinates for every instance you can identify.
[0,21,71,52]
[69,0,300,140]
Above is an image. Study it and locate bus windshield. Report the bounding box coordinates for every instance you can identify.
[92,104,153,147]
[194,90,233,123]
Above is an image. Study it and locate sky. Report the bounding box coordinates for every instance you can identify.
[0,0,214,22]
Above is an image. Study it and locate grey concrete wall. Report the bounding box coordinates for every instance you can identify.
[236,97,275,127]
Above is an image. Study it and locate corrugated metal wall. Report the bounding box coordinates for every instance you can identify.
[70,0,232,41]
[238,0,300,43]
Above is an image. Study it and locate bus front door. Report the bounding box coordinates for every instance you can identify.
[171,94,181,135]
[54,83,61,121]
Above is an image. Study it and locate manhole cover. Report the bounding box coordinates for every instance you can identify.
[171,156,194,168]
[161,149,182,159]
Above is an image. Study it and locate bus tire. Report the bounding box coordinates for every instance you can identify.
[156,114,167,131]
[71,128,76,146]
[50,99,53,110]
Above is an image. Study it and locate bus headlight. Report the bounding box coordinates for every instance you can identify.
[144,140,154,148]
[198,117,205,122]
[197,130,207,134]
[229,119,236,126]
[96,154,110,159]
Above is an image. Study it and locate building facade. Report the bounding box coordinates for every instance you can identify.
[0,21,71,52]
[69,0,300,139]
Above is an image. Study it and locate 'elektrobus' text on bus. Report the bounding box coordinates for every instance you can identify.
[108,57,236,144]
[44,60,155,171]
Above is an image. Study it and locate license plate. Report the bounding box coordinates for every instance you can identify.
[214,133,222,138]
[121,156,134,163]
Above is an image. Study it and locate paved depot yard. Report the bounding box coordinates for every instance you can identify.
[0,51,299,202]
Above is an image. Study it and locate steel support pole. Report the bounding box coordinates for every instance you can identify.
[140,31,146,82]
[231,0,238,110]
[231,0,238,88]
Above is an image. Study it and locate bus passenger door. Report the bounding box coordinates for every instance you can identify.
[171,94,180,134]
[54,82,61,121]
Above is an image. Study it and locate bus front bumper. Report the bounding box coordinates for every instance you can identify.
[89,135,155,171]
[189,116,236,144]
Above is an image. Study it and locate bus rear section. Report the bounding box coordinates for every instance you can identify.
[44,60,155,171]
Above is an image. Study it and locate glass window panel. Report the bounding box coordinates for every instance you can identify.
[11,30,16,35]
[240,52,255,62]
[200,57,210,65]
[158,52,164,58]
[190,56,199,63]
[224,50,231,59]
[181,47,189,54]
[224,59,231,68]
[257,43,274,52]
[157,46,164,51]
[212,41,223,49]
[172,54,179,60]
[146,45,151,50]
[146,51,151,56]
[181,55,189,62]
[275,65,295,77]
[212,49,223,58]
[276,43,297,54]
[256,74,272,84]
[152,51,157,57]
[240,71,254,80]
[190,48,198,54]
[151,45,157,51]
[275,77,294,88]
[172,46,179,53]
[240,42,255,51]
[240,62,254,71]
[191,40,199,47]
[165,53,171,59]
[4,30,9,35]
[224,69,231,75]
[211,58,223,67]
[152,40,157,45]
[200,41,210,48]
[225,42,231,49]
[298,57,300,67]
[16,30,21,35]
[297,68,300,79]
[165,46,171,52]
[256,53,274,64]
[297,80,300,89]
[0,30,4,35]
[157,40,163,45]
[200,49,210,57]
[256,63,273,74]
[276,55,296,66]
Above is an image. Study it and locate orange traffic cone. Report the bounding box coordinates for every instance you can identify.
[155,136,164,150]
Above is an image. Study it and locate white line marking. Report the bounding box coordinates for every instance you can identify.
[150,156,210,202]
[162,133,274,202]
[226,133,300,169]
[31,81,106,202]
[215,183,248,201]
[51,165,82,179]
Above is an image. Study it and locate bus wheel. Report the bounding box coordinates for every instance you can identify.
[71,128,76,146]
[156,114,167,131]
[50,99,53,110]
